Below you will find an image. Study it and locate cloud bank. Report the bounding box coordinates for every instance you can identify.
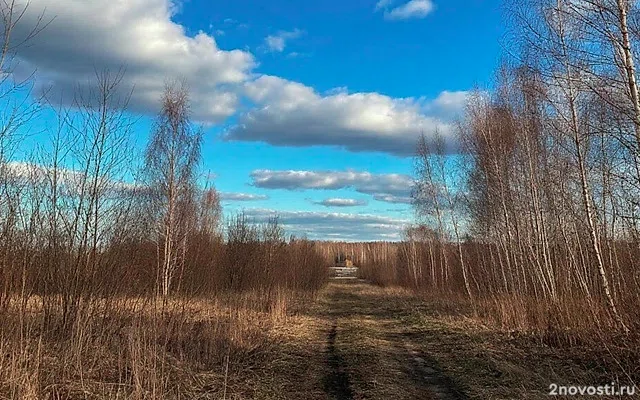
[226,76,466,156]
[250,169,414,204]
[220,192,269,201]
[242,208,408,241]
[315,198,368,207]
[11,0,255,124]
[10,0,467,156]
[372,194,412,204]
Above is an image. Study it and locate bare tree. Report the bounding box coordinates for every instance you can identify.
[144,82,202,298]
[413,132,473,301]
[413,134,450,291]
[0,0,47,160]
[40,70,136,328]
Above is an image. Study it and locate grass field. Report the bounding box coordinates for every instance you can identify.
[299,281,636,400]
[6,280,633,399]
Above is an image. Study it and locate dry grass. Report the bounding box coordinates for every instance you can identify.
[4,279,635,399]
[395,295,639,399]
[0,290,315,399]
[311,281,637,399]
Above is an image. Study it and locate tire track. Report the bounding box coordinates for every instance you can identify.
[402,339,469,400]
[323,320,354,400]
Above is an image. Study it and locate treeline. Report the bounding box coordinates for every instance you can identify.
[0,4,327,395]
[0,74,327,328]
[0,51,328,400]
[360,0,640,345]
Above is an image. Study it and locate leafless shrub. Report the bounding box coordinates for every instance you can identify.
[352,1,640,381]
[0,73,329,398]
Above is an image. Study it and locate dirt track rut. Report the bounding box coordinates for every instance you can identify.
[317,281,467,400]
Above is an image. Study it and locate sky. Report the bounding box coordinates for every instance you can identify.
[7,0,505,241]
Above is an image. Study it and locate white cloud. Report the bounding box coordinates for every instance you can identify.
[220,192,269,201]
[4,161,139,196]
[264,29,303,53]
[375,0,395,10]
[372,194,413,204]
[241,208,409,241]
[250,169,414,204]
[225,76,466,156]
[429,90,469,117]
[11,1,465,156]
[315,198,368,207]
[11,0,255,124]
[377,0,435,20]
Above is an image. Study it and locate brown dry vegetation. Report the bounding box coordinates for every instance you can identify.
[330,281,635,400]
[0,4,328,397]
[316,0,640,386]
[0,205,328,399]
[3,0,640,398]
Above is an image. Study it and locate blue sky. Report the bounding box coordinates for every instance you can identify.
[8,0,504,241]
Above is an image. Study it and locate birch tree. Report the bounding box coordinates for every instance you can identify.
[145,82,202,298]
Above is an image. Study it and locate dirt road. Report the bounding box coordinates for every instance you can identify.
[315,281,468,400]
[267,280,474,399]
[263,280,618,400]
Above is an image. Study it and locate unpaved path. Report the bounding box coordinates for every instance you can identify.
[266,280,623,399]
[312,281,468,400]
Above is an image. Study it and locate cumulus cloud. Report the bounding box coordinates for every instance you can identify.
[11,1,466,156]
[428,90,469,118]
[4,161,139,196]
[264,29,303,53]
[372,194,413,204]
[250,169,414,204]
[242,208,409,241]
[378,0,435,20]
[11,0,255,124]
[220,192,269,201]
[315,198,368,207]
[226,76,467,156]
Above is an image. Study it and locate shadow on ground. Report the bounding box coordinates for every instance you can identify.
[305,281,469,400]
